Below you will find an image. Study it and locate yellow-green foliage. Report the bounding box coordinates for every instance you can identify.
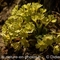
[1,2,60,54]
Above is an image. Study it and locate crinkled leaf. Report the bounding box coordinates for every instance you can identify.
[40,8,47,13]
[11,5,18,15]
[20,38,29,47]
[43,35,53,45]
[36,41,47,51]
[53,45,60,55]
[51,19,56,23]
[24,22,35,33]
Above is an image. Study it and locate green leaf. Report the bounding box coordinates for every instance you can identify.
[11,42,21,50]
[39,41,47,51]
[32,3,42,11]
[56,36,60,43]
[48,15,56,23]
[51,19,56,23]
[23,4,28,9]
[36,41,47,51]
[2,25,7,34]
[40,8,47,13]
[31,15,38,22]
[24,22,35,33]
[11,5,18,15]
[53,45,60,55]
[20,38,29,47]
[43,35,53,45]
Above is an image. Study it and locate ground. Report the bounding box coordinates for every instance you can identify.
[0,0,60,60]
